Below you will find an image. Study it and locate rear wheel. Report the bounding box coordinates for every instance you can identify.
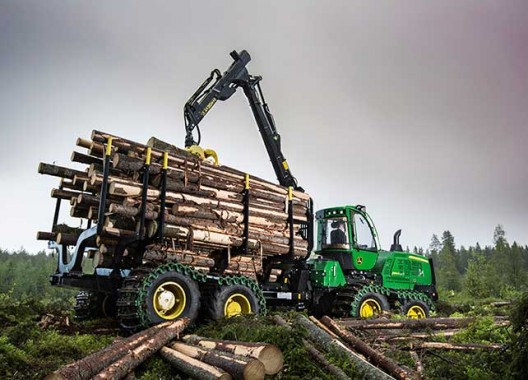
[402,300,429,319]
[356,292,390,318]
[204,284,260,320]
[143,271,201,325]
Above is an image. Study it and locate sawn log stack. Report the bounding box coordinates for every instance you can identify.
[38,130,312,279]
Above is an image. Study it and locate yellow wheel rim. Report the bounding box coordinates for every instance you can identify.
[360,298,383,318]
[153,281,186,320]
[407,305,426,319]
[224,293,252,317]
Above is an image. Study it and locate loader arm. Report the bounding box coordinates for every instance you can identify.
[184,50,302,191]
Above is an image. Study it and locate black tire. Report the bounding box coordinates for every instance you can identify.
[101,293,117,318]
[74,291,103,320]
[312,291,336,318]
[143,271,201,325]
[401,300,430,319]
[204,284,260,321]
[355,292,390,318]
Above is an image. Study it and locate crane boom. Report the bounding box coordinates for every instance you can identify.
[184,50,302,191]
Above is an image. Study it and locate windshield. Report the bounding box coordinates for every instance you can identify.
[319,216,350,249]
[353,213,377,251]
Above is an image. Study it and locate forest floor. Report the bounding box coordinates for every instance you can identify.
[0,292,518,380]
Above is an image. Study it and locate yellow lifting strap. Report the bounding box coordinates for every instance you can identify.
[186,145,219,166]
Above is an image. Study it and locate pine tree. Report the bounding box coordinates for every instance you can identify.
[438,231,462,292]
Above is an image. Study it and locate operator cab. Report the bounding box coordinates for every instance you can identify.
[315,206,380,272]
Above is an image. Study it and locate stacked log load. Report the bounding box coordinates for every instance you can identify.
[37,130,311,278]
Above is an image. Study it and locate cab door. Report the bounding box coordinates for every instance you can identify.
[350,212,379,270]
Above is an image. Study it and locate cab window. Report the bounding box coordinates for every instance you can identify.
[319,217,350,249]
[353,213,377,251]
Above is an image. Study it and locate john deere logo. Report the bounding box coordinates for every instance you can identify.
[356,257,363,265]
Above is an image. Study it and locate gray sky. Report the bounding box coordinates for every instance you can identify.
[1,1,527,253]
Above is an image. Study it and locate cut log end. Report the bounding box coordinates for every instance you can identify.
[244,359,266,380]
[256,345,283,375]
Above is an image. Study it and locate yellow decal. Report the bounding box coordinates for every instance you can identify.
[201,98,217,116]
[288,186,293,201]
[105,137,113,157]
[163,151,169,169]
[245,174,250,190]
[409,256,429,264]
[356,256,363,265]
[282,160,289,170]
[145,147,152,165]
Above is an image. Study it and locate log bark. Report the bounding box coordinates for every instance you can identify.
[109,181,307,221]
[294,315,394,380]
[94,130,309,201]
[44,321,173,380]
[409,351,424,379]
[182,335,283,375]
[51,188,82,201]
[37,231,56,241]
[56,233,81,246]
[320,316,419,380]
[409,342,504,351]
[159,347,232,380]
[92,318,189,380]
[337,317,485,330]
[378,330,461,342]
[71,151,102,166]
[169,342,265,380]
[271,315,350,380]
[143,249,215,267]
[39,162,85,180]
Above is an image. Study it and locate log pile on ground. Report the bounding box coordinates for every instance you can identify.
[330,316,509,378]
[45,319,283,380]
[37,130,311,278]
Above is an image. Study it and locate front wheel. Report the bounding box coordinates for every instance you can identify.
[204,284,260,320]
[356,292,390,318]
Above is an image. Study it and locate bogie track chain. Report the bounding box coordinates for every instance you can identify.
[117,263,207,330]
[117,262,266,330]
[333,284,434,317]
[216,274,268,316]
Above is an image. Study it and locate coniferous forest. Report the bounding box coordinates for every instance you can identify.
[1,225,527,379]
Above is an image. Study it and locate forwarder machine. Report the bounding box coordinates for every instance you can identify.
[47,50,437,329]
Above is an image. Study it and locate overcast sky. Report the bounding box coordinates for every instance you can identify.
[1,1,527,253]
